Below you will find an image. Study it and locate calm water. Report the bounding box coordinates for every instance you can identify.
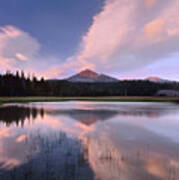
[0,102,179,180]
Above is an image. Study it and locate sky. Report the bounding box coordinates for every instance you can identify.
[0,0,179,80]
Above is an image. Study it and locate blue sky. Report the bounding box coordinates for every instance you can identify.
[0,0,179,80]
[0,0,103,57]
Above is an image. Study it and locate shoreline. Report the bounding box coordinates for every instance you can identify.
[0,96,179,105]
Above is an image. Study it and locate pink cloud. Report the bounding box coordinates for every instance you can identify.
[0,25,70,79]
[43,0,178,78]
[0,25,40,73]
[145,0,157,8]
[0,26,21,38]
[15,53,28,61]
[0,0,179,79]
[65,0,179,75]
[144,19,165,39]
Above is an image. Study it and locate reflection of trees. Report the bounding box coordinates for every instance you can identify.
[0,103,171,128]
[0,106,44,127]
[47,106,168,126]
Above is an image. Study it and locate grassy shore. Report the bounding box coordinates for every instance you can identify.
[0,96,179,105]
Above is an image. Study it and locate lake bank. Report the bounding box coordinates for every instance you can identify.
[0,96,179,105]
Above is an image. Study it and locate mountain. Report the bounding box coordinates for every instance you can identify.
[146,76,172,83]
[66,69,119,83]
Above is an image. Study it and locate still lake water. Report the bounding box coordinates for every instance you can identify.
[0,101,179,180]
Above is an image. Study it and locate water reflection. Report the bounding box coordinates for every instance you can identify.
[0,106,44,127]
[0,102,179,180]
[0,102,176,127]
[0,133,94,180]
[85,123,179,180]
[48,109,119,125]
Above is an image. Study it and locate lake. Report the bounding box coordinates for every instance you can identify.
[0,101,179,180]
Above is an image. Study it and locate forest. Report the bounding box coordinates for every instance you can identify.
[0,71,179,97]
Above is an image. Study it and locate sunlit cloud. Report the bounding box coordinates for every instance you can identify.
[73,0,179,73]
[0,0,178,79]
[15,53,28,61]
[0,25,63,78]
[60,0,179,76]
[145,0,157,8]
[0,26,40,71]
[144,19,165,40]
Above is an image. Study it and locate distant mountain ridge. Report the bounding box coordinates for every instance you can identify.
[66,69,119,83]
[146,76,173,83]
[48,70,177,84]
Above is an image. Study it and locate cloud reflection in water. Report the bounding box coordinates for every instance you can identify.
[0,102,179,179]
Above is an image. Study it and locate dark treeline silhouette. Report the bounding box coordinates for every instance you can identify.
[0,71,179,96]
[0,71,48,96]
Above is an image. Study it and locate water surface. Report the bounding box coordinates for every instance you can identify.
[0,102,179,180]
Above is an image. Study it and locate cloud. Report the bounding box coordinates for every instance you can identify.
[0,0,179,79]
[145,0,157,8]
[66,0,179,74]
[0,25,40,72]
[33,0,178,78]
[0,25,61,78]
[144,19,165,39]
[15,53,28,61]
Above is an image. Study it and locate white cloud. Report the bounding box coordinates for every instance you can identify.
[0,26,59,78]
[0,0,179,79]
[0,25,72,79]
[15,53,28,61]
[0,25,40,72]
[67,0,179,74]
[35,0,179,78]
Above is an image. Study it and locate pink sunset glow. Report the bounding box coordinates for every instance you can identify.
[0,0,178,80]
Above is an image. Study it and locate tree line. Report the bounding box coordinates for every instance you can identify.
[0,71,179,96]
